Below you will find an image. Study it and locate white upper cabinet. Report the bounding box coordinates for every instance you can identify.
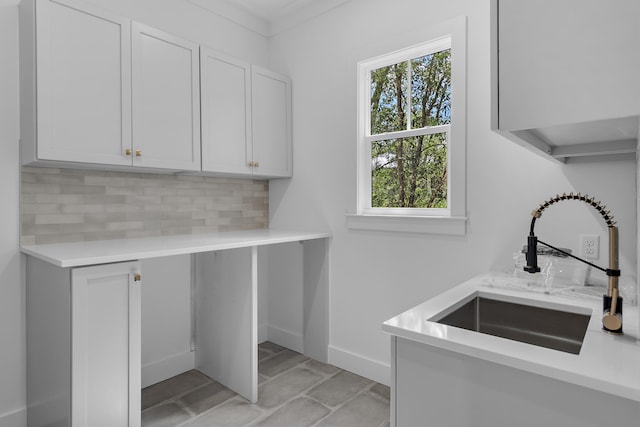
[251,66,292,178]
[20,0,132,166]
[21,0,292,177]
[132,23,201,171]
[20,0,201,171]
[200,51,293,178]
[491,0,640,162]
[200,48,252,175]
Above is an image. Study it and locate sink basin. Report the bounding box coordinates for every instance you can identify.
[430,294,591,354]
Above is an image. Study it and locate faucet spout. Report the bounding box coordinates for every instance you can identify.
[524,193,623,334]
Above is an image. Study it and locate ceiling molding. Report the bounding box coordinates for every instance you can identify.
[186,0,350,37]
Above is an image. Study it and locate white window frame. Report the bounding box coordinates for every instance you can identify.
[348,16,467,235]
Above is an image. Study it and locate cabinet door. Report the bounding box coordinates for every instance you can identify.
[201,48,252,175]
[71,261,141,427]
[35,0,132,165]
[251,66,292,178]
[132,23,201,171]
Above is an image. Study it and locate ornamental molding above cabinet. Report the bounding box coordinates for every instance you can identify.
[19,0,292,179]
[490,0,639,163]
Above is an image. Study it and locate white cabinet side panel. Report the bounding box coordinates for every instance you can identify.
[26,256,72,427]
[195,248,257,402]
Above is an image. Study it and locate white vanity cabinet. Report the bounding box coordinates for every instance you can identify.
[491,0,640,161]
[200,49,292,178]
[20,0,201,171]
[19,0,133,167]
[27,258,141,427]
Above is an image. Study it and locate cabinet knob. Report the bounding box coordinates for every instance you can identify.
[254,161,259,168]
[135,149,142,157]
[133,274,141,282]
[125,148,132,156]
[248,161,254,167]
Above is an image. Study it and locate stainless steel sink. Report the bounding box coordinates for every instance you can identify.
[431,295,591,354]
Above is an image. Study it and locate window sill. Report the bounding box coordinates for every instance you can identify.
[345,214,467,236]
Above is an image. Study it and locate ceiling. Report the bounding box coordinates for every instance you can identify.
[186,0,350,36]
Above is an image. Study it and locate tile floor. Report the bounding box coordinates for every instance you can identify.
[142,342,391,427]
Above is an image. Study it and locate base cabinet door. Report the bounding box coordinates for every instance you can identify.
[71,262,141,427]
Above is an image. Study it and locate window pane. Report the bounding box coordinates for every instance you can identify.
[410,49,451,129]
[371,133,448,208]
[370,62,407,134]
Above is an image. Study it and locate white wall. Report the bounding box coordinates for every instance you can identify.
[0,2,24,425]
[267,0,637,384]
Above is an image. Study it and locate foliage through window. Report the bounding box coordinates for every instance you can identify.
[352,18,466,233]
[368,43,451,211]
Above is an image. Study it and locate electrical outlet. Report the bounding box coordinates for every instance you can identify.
[580,234,599,260]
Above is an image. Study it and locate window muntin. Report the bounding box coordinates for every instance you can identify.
[360,38,454,214]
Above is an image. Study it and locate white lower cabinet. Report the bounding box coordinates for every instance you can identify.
[391,336,640,427]
[26,258,141,427]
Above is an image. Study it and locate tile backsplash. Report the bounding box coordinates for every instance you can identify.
[21,167,269,245]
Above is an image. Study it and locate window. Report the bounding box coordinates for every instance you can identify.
[348,17,466,235]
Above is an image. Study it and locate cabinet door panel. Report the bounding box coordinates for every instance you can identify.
[132,23,201,171]
[72,261,141,427]
[251,66,292,178]
[201,49,252,174]
[36,0,131,165]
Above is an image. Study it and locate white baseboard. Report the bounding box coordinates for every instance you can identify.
[142,350,196,388]
[267,325,303,353]
[328,345,390,386]
[0,407,26,427]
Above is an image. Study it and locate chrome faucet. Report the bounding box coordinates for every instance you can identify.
[524,193,623,334]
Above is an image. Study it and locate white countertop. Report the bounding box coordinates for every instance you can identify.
[383,273,640,402]
[21,229,331,268]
